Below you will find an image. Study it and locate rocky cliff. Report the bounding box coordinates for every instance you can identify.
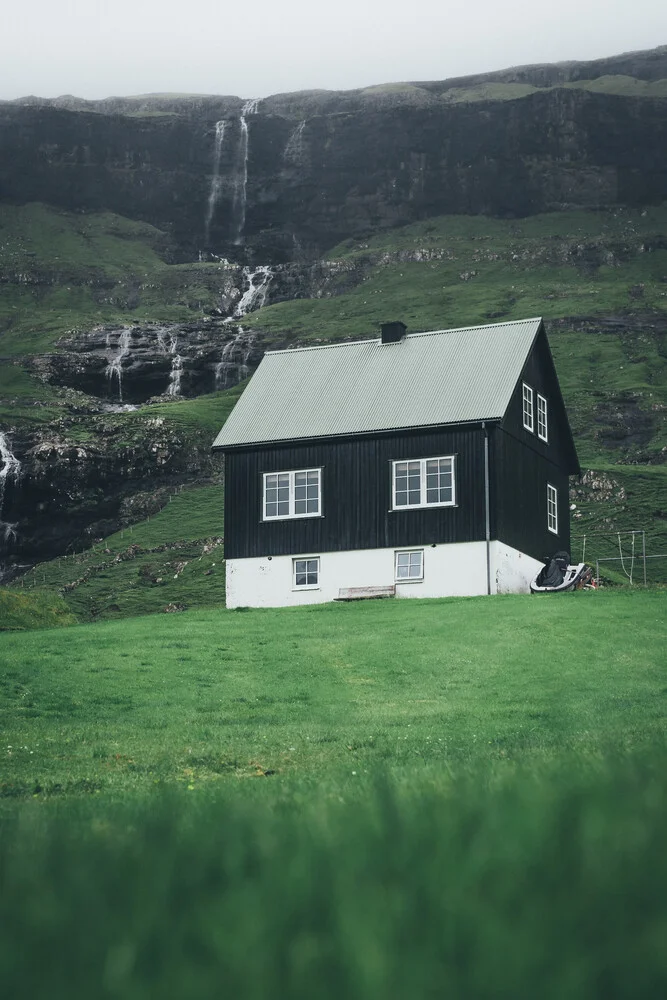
[2,47,667,262]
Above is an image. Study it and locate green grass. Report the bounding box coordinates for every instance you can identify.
[2,751,667,999]
[0,590,664,795]
[0,588,76,630]
[0,591,666,997]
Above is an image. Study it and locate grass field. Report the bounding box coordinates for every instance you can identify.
[0,590,666,997]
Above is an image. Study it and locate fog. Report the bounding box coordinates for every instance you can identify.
[1,0,666,100]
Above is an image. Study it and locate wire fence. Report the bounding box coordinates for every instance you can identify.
[571,529,667,586]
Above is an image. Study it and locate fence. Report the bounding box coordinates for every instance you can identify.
[571,529,667,586]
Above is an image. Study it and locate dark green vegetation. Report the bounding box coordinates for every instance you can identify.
[12,483,226,621]
[0,587,75,630]
[1,591,666,997]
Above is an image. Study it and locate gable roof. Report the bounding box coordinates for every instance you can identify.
[213,317,543,449]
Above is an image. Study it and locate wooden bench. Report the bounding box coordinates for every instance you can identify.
[335,585,396,601]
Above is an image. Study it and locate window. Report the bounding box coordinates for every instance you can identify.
[392,456,455,509]
[263,468,321,520]
[395,549,424,582]
[537,394,548,442]
[293,557,319,589]
[522,383,534,432]
[547,483,558,534]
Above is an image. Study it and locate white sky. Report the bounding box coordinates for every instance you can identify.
[1,0,666,101]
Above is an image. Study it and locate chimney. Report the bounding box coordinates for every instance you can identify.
[380,321,407,345]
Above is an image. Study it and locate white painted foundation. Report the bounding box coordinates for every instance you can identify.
[225,540,545,608]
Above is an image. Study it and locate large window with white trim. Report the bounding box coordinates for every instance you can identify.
[263,468,321,520]
[392,456,455,509]
[293,557,320,589]
[537,393,548,442]
[522,383,534,432]
[547,483,558,534]
[395,549,424,582]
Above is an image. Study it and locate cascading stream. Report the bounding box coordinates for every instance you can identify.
[283,120,307,164]
[215,327,255,389]
[233,99,260,245]
[0,431,21,525]
[204,120,227,244]
[157,329,184,396]
[105,329,132,401]
[232,265,274,318]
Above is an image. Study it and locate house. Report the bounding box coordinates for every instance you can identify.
[212,317,580,608]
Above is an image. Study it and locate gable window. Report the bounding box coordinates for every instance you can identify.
[547,483,558,534]
[522,383,534,432]
[395,549,424,582]
[293,557,319,589]
[392,456,455,509]
[537,394,548,442]
[263,469,321,520]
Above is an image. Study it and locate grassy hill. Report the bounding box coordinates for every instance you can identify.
[2,201,667,598]
[1,590,666,997]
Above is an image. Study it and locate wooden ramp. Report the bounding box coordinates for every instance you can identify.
[335,585,396,602]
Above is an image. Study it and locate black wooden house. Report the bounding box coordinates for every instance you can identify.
[212,318,579,607]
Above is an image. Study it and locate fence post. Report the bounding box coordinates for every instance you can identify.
[642,531,647,587]
[596,558,599,584]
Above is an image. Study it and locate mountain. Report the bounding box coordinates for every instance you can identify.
[0,47,666,591]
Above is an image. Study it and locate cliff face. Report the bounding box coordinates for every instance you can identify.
[2,85,666,262]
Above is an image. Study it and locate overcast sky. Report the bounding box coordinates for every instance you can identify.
[1,0,665,101]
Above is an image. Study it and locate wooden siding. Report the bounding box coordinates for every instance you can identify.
[502,325,579,474]
[224,427,489,560]
[493,425,571,561]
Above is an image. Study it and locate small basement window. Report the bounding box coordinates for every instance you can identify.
[293,557,320,589]
[392,457,455,509]
[537,393,548,442]
[522,383,534,433]
[547,483,558,534]
[263,468,321,520]
[395,549,424,582]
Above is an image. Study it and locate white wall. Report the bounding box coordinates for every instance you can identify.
[226,542,494,608]
[491,541,544,595]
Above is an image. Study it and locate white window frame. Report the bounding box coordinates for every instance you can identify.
[292,556,320,590]
[547,483,558,535]
[391,456,456,510]
[262,468,322,521]
[537,393,548,443]
[394,549,424,583]
[522,383,534,433]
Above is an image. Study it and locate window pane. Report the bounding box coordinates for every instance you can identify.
[396,551,422,580]
[395,490,408,507]
[295,573,307,586]
[277,500,289,516]
[306,499,318,512]
[266,502,277,517]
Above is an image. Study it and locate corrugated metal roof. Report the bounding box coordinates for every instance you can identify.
[213,317,543,448]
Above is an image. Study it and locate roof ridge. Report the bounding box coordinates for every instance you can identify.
[264,317,543,356]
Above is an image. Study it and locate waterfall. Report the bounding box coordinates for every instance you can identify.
[204,120,227,244]
[105,329,132,401]
[215,327,255,389]
[232,99,260,245]
[0,431,21,522]
[157,329,184,397]
[283,120,306,164]
[231,265,274,319]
